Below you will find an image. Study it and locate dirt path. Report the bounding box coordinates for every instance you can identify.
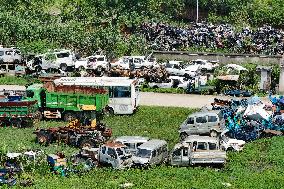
[139,92,270,108]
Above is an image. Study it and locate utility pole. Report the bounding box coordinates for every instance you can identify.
[279,56,284,94]
[196,0,199,23]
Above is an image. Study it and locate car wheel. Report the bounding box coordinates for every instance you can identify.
[180,133,188,141]
[60,63,67,71]
[104,107,114,117]
[78,66,85,71]
[210,130,218,137]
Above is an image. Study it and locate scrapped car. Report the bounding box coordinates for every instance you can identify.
[114,136,150,155]
[0,48,22,64]
[111,56,156,69]
[224,89,253,97]
[99,142,133,169]
[220,130,246,151]
[164,61,184,76]
[190,59,218,71]
[179,111,223,140]
[148,77,189,90]
[132,139,168,167]
[36,49,77,71]
[170,135,226,166]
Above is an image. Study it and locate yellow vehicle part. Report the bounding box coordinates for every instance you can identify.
[81,105,96,111]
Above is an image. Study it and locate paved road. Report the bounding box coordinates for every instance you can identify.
[139,92,270,108]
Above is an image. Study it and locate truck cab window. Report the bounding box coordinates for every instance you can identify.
[173,148,181,156]
[26,90,34,98]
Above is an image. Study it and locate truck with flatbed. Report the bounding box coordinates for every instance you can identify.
[170,135,226,166]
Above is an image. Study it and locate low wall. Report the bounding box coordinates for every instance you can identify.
[153,51,282,65]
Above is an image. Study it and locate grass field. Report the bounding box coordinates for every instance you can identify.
[0,106,284,189]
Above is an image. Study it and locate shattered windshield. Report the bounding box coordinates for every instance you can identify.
[137,148,151,158]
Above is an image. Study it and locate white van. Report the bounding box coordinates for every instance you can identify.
[132,139,168,167]
[114,136,150,155]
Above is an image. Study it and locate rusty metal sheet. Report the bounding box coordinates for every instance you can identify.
[54,85,108,94]
[0,100,37,107]
[217,75,239,81]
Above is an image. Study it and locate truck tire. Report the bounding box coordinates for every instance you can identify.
[63,112,77,122]
[34,111,43,122]
[11,119,22,128]
[60,63,67,71]
[103,108,114,117]
[79,139,95,148]
[37,134,49,146]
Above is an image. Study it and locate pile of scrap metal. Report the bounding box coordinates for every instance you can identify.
[34,119,112,147]
[0,150,42,186]
[269,94,284,114]
[214,96,284,141]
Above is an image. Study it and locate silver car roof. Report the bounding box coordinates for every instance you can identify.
[115,136,150,143]
[183,135,218,143]
[187,111,219,117]
[138,139,167,150]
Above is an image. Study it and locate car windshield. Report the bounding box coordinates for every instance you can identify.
[137,148,151,158]
[57,52,70,58]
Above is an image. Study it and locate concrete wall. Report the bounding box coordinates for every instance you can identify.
[279,59,284,94]
[153,51,282,65]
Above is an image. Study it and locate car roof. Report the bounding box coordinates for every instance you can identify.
[187,111,218,117]
[104,142,125,148]
[183,135,218,143]
[138,139,167,150]
[115,136,150,143]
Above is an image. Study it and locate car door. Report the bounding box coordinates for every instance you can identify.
[180,144,190,166]
[207,115,218,133]
[106,147,119,168]
[171,147,182,166]
[195,116,208,134]
[186,117,196,135]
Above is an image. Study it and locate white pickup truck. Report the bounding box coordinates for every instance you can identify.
[170,135,226,166]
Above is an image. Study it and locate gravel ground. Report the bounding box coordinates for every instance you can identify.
[139,92,270,108]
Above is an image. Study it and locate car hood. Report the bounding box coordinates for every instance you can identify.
[227,139,246,145]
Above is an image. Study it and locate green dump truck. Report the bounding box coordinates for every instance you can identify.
[26,84,109,122]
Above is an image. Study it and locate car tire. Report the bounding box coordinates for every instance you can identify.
[104,107,114,117]
[210,130,218,137]
[180,133,188,141]
[60,63,67,71]
[78,66,85,71]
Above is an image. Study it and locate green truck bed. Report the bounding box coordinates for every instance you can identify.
[45,92,109,112]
